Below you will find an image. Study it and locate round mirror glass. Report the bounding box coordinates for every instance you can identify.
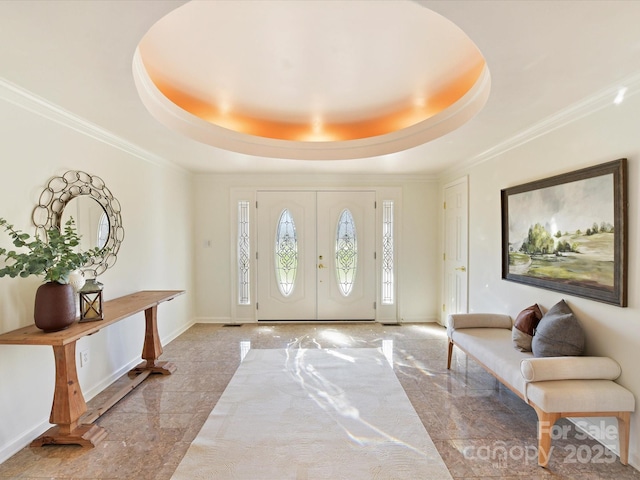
[61,196,110,251]
[34,170,124,277]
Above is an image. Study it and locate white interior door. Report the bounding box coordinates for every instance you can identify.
[256,191,375,321]
[443,179,468,325]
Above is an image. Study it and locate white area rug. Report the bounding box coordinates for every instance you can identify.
[172,348,452,479]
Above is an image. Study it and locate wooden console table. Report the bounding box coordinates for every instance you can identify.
[0,290,185,447]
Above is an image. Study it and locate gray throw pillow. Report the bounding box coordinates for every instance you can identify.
[531,300,585,357]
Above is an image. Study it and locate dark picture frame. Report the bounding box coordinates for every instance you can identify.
[501,159,627,306]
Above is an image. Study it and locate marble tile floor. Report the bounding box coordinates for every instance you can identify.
[0,323,638,480]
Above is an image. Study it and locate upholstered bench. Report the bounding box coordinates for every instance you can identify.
[447,312,635,467]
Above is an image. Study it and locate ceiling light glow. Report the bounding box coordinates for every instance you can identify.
[312,117,323,133]
[219,99,231,115]
[614,87,627,105]
[134,0,491,159]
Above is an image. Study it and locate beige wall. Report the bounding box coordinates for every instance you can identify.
[192,174,441,324]
[0,85,195,461]
[3,40,638,471]
[442,91,640,468]
[0,83,442,461]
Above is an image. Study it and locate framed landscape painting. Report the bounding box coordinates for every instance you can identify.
[501,159,627,306]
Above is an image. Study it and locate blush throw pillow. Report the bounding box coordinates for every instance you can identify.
[531,299,585,357]
[512,304,543,352]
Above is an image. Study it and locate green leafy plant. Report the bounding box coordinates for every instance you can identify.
[0,217,101,284]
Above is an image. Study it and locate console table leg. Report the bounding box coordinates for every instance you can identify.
[129,305,176,377]
[31,342,106,447]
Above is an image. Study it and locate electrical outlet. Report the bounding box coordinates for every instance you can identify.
[80,349,90,367]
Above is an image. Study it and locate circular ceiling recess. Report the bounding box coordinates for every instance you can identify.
[133,0,490,160]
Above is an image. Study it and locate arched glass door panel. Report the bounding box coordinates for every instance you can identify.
[335,209,357,297]
[275,208,298,296]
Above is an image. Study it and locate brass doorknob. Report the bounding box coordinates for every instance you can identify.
[455,266,466,272]
[318,264,325,269]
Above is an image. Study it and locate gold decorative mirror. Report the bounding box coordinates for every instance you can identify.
[32,170,124,277]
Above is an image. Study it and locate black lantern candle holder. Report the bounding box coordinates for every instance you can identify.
[79,279,104,322]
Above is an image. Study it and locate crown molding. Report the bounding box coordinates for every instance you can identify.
[7,65,638,181]
[198,172,439,185]
[443,69,640,177]
[0,77,188,174]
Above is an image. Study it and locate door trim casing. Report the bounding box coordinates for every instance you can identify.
[441,176,469,326]
[230,186,401,323]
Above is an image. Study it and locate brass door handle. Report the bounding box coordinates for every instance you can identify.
[455,266,466,272]
[318,264,325,269]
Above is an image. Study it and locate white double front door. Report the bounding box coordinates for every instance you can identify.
[256,191,376,321]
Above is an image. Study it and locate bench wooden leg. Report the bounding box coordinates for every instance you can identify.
[618,411,631,465]
[532,408,632,467]
[533,406,560,467]
[447,340,454,369]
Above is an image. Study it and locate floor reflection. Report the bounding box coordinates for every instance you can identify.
[318,328,354,346]
[1,323,635,480]
[382,338,394,366]
[239,340,251,361]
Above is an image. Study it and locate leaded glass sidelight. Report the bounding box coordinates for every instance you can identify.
[275,209,298,297]
[335,209,357,297]
[382,200,394,304]
[237,201,250,305]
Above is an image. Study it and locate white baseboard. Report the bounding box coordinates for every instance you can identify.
[568,416,639,470]
[0,353,146,463]
[398,317,440,324]
[194,317,232,324]
[83,317,197,400]
[569,417,619,454]
[0,419,49,464]
[194,318,444,325]
[0,317,198,464]
[163,318,197,343]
